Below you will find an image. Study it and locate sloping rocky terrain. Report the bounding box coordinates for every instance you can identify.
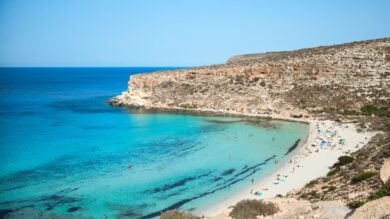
[288,131,389,204]
[109,38,390,218]
[110,38,389,118]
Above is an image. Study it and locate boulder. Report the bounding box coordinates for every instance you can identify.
[351,196,390,219]
[380,159,390,183]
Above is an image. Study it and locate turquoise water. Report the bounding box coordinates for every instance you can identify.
[0,68,308,218]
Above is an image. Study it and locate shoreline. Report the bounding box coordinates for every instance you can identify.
[201,119,376,218]
[109,100,312,124]
[110,102,377,218]
[107,37,389,218]
[198,119,315,217]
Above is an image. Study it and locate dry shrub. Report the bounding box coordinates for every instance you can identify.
[160,210,201,219]
[229,199,279,219]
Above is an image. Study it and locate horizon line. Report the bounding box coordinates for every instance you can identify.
[0,66,190,68]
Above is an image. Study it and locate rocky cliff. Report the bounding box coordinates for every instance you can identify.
[110,38,390,118]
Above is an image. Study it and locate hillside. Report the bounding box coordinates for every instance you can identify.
[110,38,389,118]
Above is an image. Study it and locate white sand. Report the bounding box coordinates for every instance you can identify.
[200,119,376,218]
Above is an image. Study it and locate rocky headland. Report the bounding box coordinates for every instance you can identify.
[109,38,390,219]
[110,38,389,119]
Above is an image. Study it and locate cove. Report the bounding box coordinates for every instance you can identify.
[0,68,308,218]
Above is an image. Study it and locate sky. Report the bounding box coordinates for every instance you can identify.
[0,0,389,67]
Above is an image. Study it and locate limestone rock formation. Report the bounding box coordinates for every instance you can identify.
[108,38,390,219]
[380,159,390,183]
[211,198,352,219]
[110,38,390,118]
[262,198,350,219]
[350,196,390,219]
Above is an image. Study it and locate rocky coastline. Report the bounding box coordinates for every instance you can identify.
[109,38,389,119]
[109,38,390,219]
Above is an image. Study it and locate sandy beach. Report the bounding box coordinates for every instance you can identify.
[201,119,376,218]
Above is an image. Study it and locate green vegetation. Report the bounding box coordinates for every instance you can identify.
[327,156,353,177]
[337,156,353,166]
[300,190,321,199]
[351,172,377,184]
[229,199,279,219]
[360,105,390,117]
[370,180,390,200]
[160,210,201,219]
[333,156,354,168]
[347,200,366,209]
[327,167,340,177]
[327,186,336,191]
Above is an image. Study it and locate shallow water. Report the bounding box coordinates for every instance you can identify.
[0,68,308,218]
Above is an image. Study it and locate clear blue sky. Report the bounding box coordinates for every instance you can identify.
[0,0,389,67]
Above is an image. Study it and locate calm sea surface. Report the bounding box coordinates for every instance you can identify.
[0,68,308,218]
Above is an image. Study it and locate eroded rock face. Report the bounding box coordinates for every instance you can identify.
[259,199,352,219]
[211,198,352,219]
[110,38,390,117]
[351,196,390,219]
[380,159,390,183]
[263,198,312,219]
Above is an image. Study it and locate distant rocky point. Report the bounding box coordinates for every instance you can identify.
[110,38,389,119]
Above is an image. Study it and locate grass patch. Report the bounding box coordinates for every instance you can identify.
[347,200,366,209]
[370,180,390,200]
[361,105,390,117]
[328,156,353,177]
[351,172,377,184]
[160,210,201,219]
[229,199,279,219]
[327,167,340,177]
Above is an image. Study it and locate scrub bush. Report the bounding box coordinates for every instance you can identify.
[229,199,279,219]
[160,210,201,219]
[351,172,377,184]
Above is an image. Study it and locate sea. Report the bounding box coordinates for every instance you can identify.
[0,67,308,218]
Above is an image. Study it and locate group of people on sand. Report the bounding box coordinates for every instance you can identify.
[249,121,348,198]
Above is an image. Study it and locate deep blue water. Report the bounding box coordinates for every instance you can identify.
[0,68,308,218]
